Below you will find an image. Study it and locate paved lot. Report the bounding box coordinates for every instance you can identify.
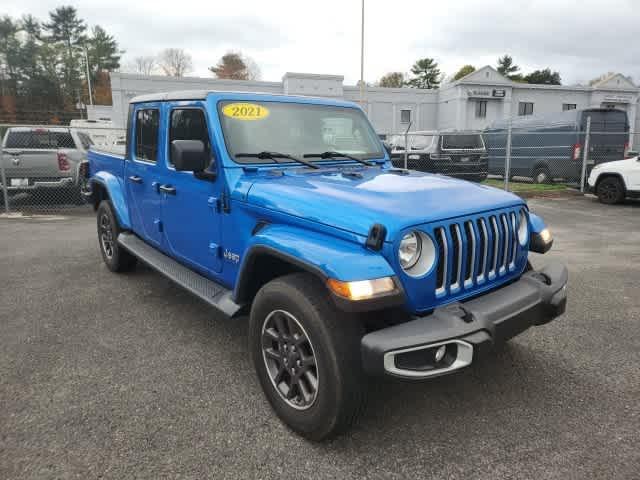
[1,196,639,479]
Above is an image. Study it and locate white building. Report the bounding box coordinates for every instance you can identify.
[103,67,639,143]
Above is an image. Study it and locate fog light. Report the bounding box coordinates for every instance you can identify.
[539,228,552,244]
[434,345,447,362]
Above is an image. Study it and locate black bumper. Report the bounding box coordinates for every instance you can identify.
[361,262,568,379]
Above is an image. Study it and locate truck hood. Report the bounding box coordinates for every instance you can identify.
[245,166,524,240]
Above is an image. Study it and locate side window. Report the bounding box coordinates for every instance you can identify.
[169,109,212,167]
[135,109,159,162]
[77,132,94,150]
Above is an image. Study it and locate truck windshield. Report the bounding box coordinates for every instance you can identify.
[218,101,383,163]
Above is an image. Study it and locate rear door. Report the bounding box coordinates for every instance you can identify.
[584,110,629,164]
[126,104,163,247]
[158,104,223,276]
[439,134,486,178]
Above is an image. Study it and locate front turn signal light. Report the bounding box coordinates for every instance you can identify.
[327,277,397,301]
[530,228,553,254]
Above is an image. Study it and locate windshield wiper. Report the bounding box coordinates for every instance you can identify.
[235,151,319,169]
[303,151,373,166]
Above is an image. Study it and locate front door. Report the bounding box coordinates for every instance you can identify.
[627,159,640,190]
[126,104,163,247]
[159,105,223,276]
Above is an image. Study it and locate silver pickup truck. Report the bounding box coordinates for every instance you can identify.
[1,126,92,202]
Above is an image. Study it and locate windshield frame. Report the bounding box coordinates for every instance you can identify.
[216,100,385,166]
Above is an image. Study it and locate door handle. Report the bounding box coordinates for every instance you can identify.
[128,175,143,184]
[159,185,176,195]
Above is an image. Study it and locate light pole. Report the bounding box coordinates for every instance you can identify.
[84,47,94,108]
[359,0,365,107]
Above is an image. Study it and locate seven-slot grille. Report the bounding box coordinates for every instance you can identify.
[433,210,521,296]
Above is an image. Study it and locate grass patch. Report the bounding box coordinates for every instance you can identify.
[482,179,568,193]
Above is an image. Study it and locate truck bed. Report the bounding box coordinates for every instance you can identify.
[88,146,126,182]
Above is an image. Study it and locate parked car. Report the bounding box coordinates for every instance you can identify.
[1,126,91,202]
[587,155,640,204]
[484,108,630,183]
[388,130,488,182]
[86,91,567,440]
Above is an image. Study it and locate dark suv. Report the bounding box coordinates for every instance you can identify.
[389,130,488,182]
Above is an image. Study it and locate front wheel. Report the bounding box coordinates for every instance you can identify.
[249,273,366,441]
[532,166,552,184]
[596,177,625,204]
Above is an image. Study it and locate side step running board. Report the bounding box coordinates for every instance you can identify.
[118,232,243,318]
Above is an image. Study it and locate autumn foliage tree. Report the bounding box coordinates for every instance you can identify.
[209,51,260,80]
[377,72,404,88]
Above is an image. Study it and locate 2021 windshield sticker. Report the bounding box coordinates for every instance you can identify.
[222,102,270,121]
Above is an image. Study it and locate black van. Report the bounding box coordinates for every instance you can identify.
[484,108,629,183]
[388,130,488,182]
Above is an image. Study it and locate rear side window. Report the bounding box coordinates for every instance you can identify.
[441,134,484,150]
[135,109,160,162]
[5,130,75,149]
[77,132,94,150]
[169,109,212,166]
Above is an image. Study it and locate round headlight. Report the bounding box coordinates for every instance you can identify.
[399,231,436,277]
[399,231,421,270]
[518,210,529,246]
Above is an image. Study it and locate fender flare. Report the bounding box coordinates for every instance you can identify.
[594,172,627,192]
[91,171,131,230]
[528,212,547,234]
[233,224,397,305]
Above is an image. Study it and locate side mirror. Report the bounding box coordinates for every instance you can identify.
[382,141,393,156]
[171,140,208,172]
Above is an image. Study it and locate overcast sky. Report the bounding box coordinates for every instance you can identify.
[4,0,639,86]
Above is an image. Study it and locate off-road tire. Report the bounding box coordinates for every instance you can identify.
[249,272,366,441]
[96,200,137,272]
[532,166,552,184]
[596,176,625,205]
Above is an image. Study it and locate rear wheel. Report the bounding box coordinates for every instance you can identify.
[249,272,365,441]
[596,176,625,204]
[96,200,137,272]
[532,166,552,184]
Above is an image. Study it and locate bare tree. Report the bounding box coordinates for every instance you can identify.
[158,48,192,77]
[132,55,157,75]
[243,55,261,81]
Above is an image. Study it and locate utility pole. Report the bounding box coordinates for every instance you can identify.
[359,0,365,107]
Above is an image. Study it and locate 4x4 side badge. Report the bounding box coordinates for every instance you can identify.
[223,249,240,264]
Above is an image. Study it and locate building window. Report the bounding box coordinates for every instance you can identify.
[562,103,577,111]
[518,102,534,116]
[475,100,487,118]
[400,109,411,124]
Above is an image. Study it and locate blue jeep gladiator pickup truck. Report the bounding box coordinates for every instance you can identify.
[86,90,567,440]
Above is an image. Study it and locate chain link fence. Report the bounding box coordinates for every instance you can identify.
[0,123,125,215]
[385,118,635,195]
[1,116,636,215]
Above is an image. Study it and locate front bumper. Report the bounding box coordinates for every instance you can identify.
[361,262,568,379]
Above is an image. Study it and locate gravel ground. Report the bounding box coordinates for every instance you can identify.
[0,196,638,479]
